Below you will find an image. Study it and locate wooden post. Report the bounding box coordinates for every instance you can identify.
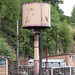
[44,48,49,75]
[16,20,19,74]
[51,67,53,75]
[70,67,71,75]
[34,34,39,75]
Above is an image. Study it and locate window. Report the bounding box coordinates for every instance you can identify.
[0,59,6,65]
[0,59,7,75]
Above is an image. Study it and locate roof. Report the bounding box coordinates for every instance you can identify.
[43,53,75,58]
[28,59,65,63]
[42,59,65,62]
[55,53,75,56]
[0,56,10,59]
[28,59,34,62]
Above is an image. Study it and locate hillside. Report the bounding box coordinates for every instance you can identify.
[69,25,75,53]
[0,0,75,60]
[0,29,16,61]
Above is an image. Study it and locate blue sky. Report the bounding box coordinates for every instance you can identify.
[59,0,75,16]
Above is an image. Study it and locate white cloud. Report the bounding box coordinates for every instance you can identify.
[59,0,75,16]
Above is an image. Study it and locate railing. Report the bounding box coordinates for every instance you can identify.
[42,67,75,75]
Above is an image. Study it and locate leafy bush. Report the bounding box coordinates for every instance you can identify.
[0,37,15,61]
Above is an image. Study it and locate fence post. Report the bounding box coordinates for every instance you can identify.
[70,67,71,75]
[58,68,60,75]
[51,67,53,75]
[64,67,65,75]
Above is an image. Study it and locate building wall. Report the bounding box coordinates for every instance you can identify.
[7,59,8,75]
[0,58,8,75]
[68,55,72,66]
[43,54,75,67]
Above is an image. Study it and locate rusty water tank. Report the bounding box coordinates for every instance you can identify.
[22,2,50,29]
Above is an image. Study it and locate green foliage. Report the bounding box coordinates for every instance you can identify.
[70,24,75,41]
[70,23,75,26]
[1,5,7,18]
[72,5,75,21]
[1,0,20,19]
[0,37,15,61]
[51,5,60,22]
[60,15,72,24]
[58,20,72,53]
[41,5,60,55]
[23,0,43,3]
[0,0,72,58]
[0,0,20,46]
[42,0,63,6]
[19,28,34,57]
[41,5,72,54]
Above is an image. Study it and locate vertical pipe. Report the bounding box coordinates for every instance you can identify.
[39,32,42,75]
[16,20,19,72]
[46,48,48,69]
[34,34,39,75]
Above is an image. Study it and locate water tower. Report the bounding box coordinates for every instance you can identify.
[22,2,50,75]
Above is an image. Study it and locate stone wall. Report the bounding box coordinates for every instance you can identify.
[9,65,75,75]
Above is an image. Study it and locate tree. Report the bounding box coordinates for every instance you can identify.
[0,0,72,57]
[41,5,72,55]
[72,5,75,23]
[0,37,15,61]
[0,0,20,46]
[42,0,63,6]
[41,5,60,55]
[58,20,72,53]
[60,15,72,24]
